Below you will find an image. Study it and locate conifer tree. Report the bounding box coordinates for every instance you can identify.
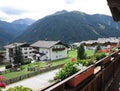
[13,46,23,66]
[77,44,86,59]
[94,45,101,54]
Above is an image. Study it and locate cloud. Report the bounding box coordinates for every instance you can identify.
[64,0,75,4]
[0,7,27,15]
[0,17,8,21]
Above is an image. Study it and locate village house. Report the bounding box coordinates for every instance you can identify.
[4,43,33,62]
[80,37,120,50]
[31,40,69,61]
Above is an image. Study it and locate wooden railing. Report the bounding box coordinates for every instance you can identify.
[41,51,120,91]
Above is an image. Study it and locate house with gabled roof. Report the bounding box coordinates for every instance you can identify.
[4,42,33,62]
[31,40,69,61]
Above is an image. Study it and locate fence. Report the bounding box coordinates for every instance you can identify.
[4,64,62,85]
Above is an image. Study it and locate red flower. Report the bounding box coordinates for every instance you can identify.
[62,63,65,69]
[105,48,110,53]
[97,50,103,53]
[0,82,6,88]
[71,58,76,62]
[111,46,115,48]
[0,76,5,81]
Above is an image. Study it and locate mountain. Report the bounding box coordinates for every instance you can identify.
[12,18,36,25]
[0,20,29,46]
[15,10,120,44]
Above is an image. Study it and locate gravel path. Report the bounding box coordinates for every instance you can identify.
[0,67,5,71]
[5,69,59,91]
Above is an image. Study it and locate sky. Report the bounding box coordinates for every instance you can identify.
[0,0,111,22]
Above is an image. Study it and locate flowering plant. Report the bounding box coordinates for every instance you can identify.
[0,75,6,90]
[54,58,86,80]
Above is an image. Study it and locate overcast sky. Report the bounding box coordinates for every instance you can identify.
[0,0,111,22]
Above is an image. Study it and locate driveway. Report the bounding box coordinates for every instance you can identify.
[5,69,59,91]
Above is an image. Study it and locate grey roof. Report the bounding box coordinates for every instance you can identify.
[4,43,26,48]
[31,40,60,48]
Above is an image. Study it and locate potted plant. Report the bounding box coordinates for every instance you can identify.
[55,61,80,80]
[95,52,106,61]
[54,58,95,87]
[66,65,94,87]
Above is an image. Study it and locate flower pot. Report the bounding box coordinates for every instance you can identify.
[66,65,94,87]
[102,56,111,65]
[111,50,119,57]
[114,51,119,57]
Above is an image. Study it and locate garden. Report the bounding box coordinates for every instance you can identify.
[0,49,94,80]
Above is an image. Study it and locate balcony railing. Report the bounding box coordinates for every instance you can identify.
[52,47,65,51]
[41,51,120,91]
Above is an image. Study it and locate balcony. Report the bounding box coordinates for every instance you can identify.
[41,51,120,91]
[52,47,65,51]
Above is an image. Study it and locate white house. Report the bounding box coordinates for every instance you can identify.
[4,43,34,62]
[31,40,69,61]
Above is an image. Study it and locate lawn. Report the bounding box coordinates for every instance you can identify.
[85,50,94,57]
[3,69,32,80]
[0,65,5,68]
[2,65,33,80]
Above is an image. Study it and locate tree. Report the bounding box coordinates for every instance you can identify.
[94,45,101,54]
[77,44,86,59]
[13,46,23,66]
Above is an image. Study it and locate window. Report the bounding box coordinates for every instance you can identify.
[24,52,27,54]
[56,56,58,58]
[29,47,32,50]
[59,55,62,57]
[24,56,27,58]
[24,48,27,50]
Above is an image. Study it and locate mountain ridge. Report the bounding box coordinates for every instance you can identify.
[12,18,36,25]
[15,10,120,44]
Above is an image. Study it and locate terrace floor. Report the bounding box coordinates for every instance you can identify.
[107,70,120,91]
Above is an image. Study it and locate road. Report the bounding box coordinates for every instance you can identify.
[5,69,59,91]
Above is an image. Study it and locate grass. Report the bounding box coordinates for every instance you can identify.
[68,50,77,58]
[85,50,94,57]
[2,49,95,80]
[0,65,5,68]
[3,69,32,80]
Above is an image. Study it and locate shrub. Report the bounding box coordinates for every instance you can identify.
[56,62,78,80]
[55,61,86,80]
[21,59,31,65]
[6,86,33,91]
[94,45,101,54]
[77,59,95,66]
[117,46,120,49]
[95,52,106,61]
[77,44,86,59]
[5,64,12,69]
